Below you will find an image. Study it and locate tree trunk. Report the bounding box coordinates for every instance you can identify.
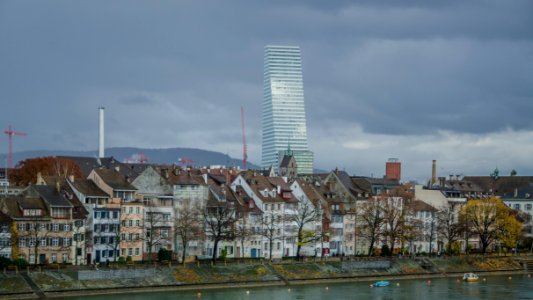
[368,238,375,257]
[481,239,489,254]
[389,238,395,256]
[181,238,187,265]
[296,229,303,260]
[212,239,219,263]
[269,239,273,261]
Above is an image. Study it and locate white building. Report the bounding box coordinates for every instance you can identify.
[501,186,533,237]
[262,45,313,173]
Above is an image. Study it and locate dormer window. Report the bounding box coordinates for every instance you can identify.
[270,190,276,197]
[23,209,42,217]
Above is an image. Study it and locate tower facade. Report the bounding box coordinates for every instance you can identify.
[262,45,313,174]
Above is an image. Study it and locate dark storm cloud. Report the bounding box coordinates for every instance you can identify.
[0,0,532,179]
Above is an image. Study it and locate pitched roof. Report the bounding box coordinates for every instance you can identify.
[443,179,484,193]
[241,171,291,203]
[208,174,227,185]
[0,210,12,223]
[56,156,122,177]
[333,170,365,197]
[69,179,109,197]
[166,170,206,186]
[295,179,326,207]
[279,155,295,169]
[409,200,437,212]
[502,185,533,199]
[117,163,151,181]
[0,197,49,219]
[266,177,291,191]
[93,169,137,191]
[30,185,73,207]
[462,176,533,196]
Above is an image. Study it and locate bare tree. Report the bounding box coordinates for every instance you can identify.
[357,197,385,256]
[425,214,437,254]
[259,211,282,261]
[103,223,121,262]
[381,196,405,255]
[175,199,201,265]
[402,213,423,256]
[143,203,167,263]
[19,222,50,264]
[287,202,319,260]
[437,205,462,255]
[72,219,85,265]
[203,202,237,263]
[0,222,12,257]
[234,214,251,259]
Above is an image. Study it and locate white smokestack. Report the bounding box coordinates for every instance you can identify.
[99,107,105,158]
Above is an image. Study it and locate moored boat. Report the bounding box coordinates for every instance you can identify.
[371,280,390,287]
[463,273,479,282]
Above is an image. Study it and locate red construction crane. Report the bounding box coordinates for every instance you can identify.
[124,152,149,164]
[3,125,27,169]
[241,106,248,170]
[178,157,193,166]
[137,152,149,164]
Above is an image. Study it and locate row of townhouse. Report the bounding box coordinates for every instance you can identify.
[11,154,531,263]
[0,183,87,264]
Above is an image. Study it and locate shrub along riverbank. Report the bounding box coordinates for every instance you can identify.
[0,256,528,299]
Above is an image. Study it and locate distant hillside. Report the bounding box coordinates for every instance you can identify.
[0,147,260,169]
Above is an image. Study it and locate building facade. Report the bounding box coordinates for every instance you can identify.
[262,45,313,174]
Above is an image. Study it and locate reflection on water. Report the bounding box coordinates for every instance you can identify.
[58,274,533,300]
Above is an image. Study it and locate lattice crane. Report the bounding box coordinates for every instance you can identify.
[3,125,27,169]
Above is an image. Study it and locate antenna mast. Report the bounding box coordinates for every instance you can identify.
[241,106,247,170]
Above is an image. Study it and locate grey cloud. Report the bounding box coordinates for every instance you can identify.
[0,0,532,181]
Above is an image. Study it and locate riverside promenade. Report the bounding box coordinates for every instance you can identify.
[0,255,531,299]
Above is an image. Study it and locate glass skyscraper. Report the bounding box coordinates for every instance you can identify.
[262,45,314,174]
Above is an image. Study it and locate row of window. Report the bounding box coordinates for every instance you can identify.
[18,237,71,247]
[121,219,141,227]
[121,247,140,257]
[122,207,142,214]
[17,223,72,232]
[264,242,282,250]
[94,224,119,232]
[146,212,171,221]
[94,236,118,245]
[120,233,140,241]
[94,211,119,219]
[264,203,284,211]
[510,203,533,211]
[26,253,69,264]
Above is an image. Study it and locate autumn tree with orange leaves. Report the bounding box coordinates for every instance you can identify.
[9,157,83,186]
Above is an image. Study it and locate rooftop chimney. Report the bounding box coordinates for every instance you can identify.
[98,107,105,158]
[431,160,437,186]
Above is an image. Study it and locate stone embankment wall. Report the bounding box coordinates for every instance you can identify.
[77,269,156,280]
[341,260,391,270]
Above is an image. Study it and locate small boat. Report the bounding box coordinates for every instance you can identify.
[371,280,390,287]
[463,273,479,282]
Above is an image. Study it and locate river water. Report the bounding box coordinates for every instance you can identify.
[59,274,533,300]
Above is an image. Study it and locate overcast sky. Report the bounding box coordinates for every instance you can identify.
[1,0,532,182]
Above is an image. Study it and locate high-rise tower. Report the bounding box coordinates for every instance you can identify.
[262,45,313,174]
